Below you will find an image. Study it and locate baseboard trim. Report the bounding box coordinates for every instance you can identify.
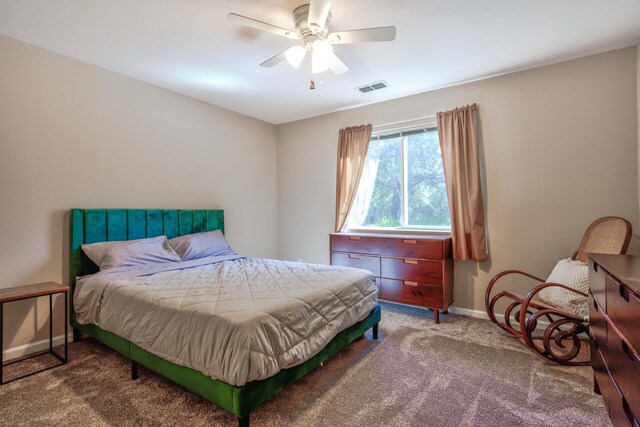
[447,305,551,327]
[381,300,550,328]
[3,333,73,361]
[447,306,492,320]
[381,300,499,321]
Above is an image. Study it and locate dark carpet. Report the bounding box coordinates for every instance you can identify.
[0,303,609,426]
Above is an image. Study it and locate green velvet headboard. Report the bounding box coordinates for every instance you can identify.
[69,209,224,324]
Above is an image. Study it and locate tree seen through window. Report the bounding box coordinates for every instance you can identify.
[348,128,450,229]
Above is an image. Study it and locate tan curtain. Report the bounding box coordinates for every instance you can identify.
[335,124,373,232]
[437,104,488,261]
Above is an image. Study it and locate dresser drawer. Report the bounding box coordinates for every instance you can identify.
[610,378,638,427]
[607,276,640,355]
[589,292,607,346]
[381,258,442,285]
[330,252,381,276]
[330,234,380,255]
[593,346,613,411]
[589,258,607,310]
[380,278,443,308]
[590,327,604,367]
[606,323,640,420]
[380,238,444,260]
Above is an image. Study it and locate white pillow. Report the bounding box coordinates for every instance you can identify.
[538,258,589,319]
[82,236,181,270]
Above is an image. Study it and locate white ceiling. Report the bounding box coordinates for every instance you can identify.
[1,0,640,124]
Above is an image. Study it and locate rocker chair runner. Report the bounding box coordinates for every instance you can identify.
[485,217,632,365]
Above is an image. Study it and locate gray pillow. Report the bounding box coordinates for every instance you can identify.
[82,236,180,270]
[169,230,233,261]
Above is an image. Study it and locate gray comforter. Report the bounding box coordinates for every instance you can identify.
[74,256,377,386]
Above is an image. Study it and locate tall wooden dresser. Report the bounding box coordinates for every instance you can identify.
[589,254,640,426]
[329,233,454,323]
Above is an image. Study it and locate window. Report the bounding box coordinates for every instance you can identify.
[347,126,450,231]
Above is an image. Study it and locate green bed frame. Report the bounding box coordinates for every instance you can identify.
[69,209,381,426]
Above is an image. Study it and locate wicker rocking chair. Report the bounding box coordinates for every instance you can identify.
[485,217,632,365]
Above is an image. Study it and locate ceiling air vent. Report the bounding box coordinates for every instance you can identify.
[356,81,389,93]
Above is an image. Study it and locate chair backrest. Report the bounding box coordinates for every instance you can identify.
[572,216,632,263]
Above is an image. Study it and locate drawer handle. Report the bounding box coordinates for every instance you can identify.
[619,284,630,302]
[403,259,418,264]
[621,340,635,361]
[402,239,417,244]
[403,281,418,287]
[622,396,635,425]
[348,236,361,241]
[348,254,361,259]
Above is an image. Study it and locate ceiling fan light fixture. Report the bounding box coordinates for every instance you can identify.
[312,39,333,55]
[311,40,332,73]
[285,45,307,68]
[311,52,329,74]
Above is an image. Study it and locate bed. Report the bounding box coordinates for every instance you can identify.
[69,208,381,426]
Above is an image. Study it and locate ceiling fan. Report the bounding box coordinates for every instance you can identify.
[228,0,396,75]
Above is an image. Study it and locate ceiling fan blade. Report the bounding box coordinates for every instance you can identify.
[325,51,349,75]
[260,50,288,68]
[228,13,299,39]
[308,0,332,33]
[328,26,396,44]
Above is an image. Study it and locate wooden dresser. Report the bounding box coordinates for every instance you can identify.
[589,254,640,426]
[329,233,454,323]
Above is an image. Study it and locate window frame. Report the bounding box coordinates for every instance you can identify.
[346,123,451,234]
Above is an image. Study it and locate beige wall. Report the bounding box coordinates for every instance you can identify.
[0,35,277,353]
[276,47,640,314]
[2,34,638,355]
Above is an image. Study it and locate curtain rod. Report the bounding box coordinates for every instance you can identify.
[372,114,437,130]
